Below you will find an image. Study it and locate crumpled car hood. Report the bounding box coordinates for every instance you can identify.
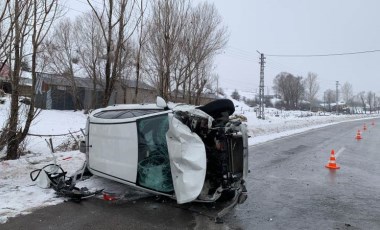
[165,108,213,204]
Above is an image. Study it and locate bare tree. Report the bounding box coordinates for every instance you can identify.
[303,72,319,111]
[0,1,13,68]
[193,60,214,105]
[366,91,374,113]
[74,12,105,109]
[117,40,135,103]
[350,93,361,114]
[0,0,13,152]
[358,91,367,114]
[324,89,336,112]
[374,95,380,114]
[41,18,82,110]
[5,1,33,159]
[341,82,353,106]
[146,0,227,103]
[204,73,218,95]
[132,0,150,103]
[145,0,190,100]
[273,72,304,110]
[87,0,139,106]
[5,0,59,160]
[182,2,227,104]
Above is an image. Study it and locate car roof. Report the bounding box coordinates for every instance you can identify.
[89,103,168,123]
[98,103,164,111]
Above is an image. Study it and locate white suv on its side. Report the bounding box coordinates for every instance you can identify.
[80,97,248,205]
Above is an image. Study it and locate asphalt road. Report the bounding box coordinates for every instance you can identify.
[225,118,380,230]
[2,118,380,230]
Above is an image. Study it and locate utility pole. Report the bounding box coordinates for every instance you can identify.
[324,91,326,115]
[336,81,339,114]
[258,52,265,119]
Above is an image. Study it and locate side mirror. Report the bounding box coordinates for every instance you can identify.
[156,96,167,108]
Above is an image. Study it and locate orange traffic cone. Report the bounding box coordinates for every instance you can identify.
[363,123,367,131]
[325,149,340,169]
[355,129,362,140]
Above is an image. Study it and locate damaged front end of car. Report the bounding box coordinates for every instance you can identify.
[167,99,248,204]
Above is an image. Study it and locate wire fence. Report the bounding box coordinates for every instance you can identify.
[26,130,83,137]
[0,129,84,157]
[0,129,83,137]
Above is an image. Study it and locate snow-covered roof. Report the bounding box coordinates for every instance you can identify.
[36,72,154,91]
[37,72,102,89]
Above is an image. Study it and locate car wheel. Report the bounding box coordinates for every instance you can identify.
[197,99,235,119]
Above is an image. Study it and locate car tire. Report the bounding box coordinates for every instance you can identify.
[197,99,235,119]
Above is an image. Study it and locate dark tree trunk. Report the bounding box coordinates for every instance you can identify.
[6,1,21,160]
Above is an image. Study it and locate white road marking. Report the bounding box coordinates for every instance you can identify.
[335,147,346,158]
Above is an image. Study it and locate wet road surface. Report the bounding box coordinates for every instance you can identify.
[2,118,380,229]
[225,118,380,229]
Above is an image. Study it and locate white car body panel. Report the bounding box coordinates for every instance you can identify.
[88,122,138,183]
[166,114,207,204]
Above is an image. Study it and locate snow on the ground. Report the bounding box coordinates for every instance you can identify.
[0,151,86,223]
[223,90,378,145]
[0,94,379,224]
[0,95,87,157]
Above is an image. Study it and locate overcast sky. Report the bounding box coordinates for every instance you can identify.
[195,0,380,97]
[66,0,380,98]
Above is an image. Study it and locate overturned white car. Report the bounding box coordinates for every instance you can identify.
[80,97,248,205]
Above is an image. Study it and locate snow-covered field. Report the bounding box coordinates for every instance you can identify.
[0,94,379,224]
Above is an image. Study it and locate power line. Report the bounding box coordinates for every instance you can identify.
[224,49,256,62]
[265,57,301,75]
[227,46,256,57]
[224,52,256,63]
[266,49,380,57]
